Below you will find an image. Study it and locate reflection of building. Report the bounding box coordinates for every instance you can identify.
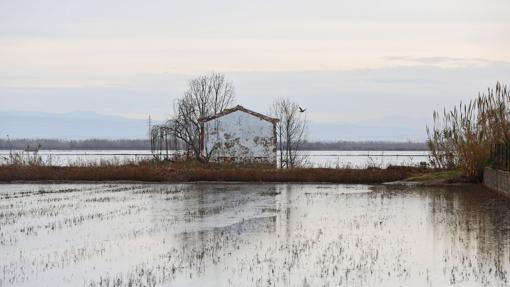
[199,105,279,165]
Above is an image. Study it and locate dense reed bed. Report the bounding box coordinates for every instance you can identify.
[427,82,510,180]
[0,161,424,183]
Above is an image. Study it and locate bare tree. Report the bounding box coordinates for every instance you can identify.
[170,72,235,162]
[270,98,308,168]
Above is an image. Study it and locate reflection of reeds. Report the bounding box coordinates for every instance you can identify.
[0,161,423,183]
[427,82,510,180]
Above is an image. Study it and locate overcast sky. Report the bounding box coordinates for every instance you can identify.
[1,0,510,127]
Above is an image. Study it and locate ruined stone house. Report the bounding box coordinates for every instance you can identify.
[199,105,279,165]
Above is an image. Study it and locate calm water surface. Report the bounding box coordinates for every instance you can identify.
[0,183,509,286]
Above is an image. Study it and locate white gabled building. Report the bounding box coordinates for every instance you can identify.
[199,105,279,165]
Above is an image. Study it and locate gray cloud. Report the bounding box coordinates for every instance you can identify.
[386,56,495,66]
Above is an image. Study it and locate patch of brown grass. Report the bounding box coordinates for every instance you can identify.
[0,161,424,184]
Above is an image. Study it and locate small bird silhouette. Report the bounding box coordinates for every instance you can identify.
[299,106,306,113]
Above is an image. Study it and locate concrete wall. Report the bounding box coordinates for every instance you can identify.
[202,110,276,165]
[484,167,510,196]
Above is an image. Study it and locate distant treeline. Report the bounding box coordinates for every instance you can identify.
[300,140,428,151]
[0,139,150,150]
[0,138,428,151]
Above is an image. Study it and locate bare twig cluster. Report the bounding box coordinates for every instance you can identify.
[271,98,308,168]
[151,72,235,163]
[150,123,183,161]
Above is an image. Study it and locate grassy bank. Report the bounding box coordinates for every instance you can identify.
[0,161,432,184]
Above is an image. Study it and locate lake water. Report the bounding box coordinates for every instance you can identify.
[0,183,509,286]
[0,150,430,168]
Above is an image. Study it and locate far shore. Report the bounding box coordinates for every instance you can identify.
[0,138,429,151]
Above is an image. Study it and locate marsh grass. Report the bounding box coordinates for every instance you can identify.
[405,169,464,182]
[0,160,425,184]
[0,150,434,183]
[1,150,46,166]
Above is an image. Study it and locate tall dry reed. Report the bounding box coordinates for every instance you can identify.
[427,82,510,179]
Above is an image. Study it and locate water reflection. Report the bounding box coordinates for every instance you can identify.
[0,183,509,286]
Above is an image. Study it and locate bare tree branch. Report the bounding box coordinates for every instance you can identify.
[166,72,235,162]
[270,98,308,168]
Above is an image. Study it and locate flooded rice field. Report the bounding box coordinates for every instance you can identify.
[1,183,509,286]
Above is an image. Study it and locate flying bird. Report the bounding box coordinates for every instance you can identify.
[299,106,306,113]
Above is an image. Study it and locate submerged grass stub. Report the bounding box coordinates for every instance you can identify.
[1,183,510,286]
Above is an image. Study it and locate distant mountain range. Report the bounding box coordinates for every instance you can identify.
[0,110,151,140]
[0,110,429,141]
[308,116,429,142]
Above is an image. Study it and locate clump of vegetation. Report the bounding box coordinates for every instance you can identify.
[2,151,45,166]
[427,82,510,180]
[0,161,423,184]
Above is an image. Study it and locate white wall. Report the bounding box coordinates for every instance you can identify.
[203,111,276,164]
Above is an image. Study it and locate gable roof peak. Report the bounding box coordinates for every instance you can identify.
[199,105,279,123]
